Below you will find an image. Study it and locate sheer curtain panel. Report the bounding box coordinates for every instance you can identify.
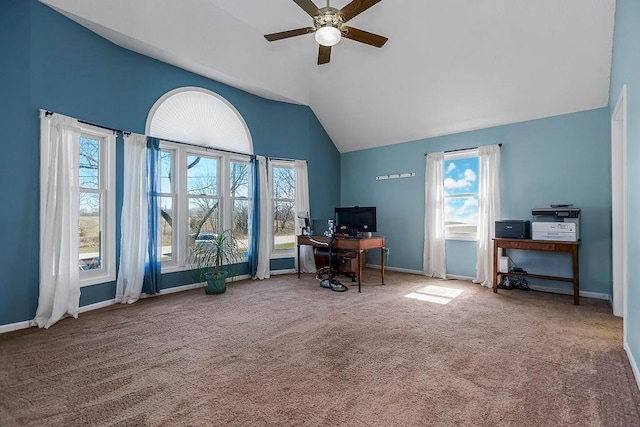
[423,152,447,279]
[35,112,82,328]
[254,156,271,279]
[294,160,316,273]
[248,157,260,277]
[474,144,501,287]
[145,137,161,294]
[115,134,148,304]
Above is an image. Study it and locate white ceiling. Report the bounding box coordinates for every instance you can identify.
[41,0,616,153]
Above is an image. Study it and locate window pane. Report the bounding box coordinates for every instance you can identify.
[160,151,173,194]
[272,167,294,199]
[79,137,100,189]
[160,197,173,262]
[230,161,249,198]
[273,200,295,250]
[443,157,479,196]
[444,196,479,234]
[189,197,220,238]
[233,199,249,253]
[79,192,101,270]
[187,155,217,196]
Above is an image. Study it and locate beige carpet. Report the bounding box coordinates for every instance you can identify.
[1,271,638,426]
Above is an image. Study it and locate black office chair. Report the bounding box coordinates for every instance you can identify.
[314,247,357,283]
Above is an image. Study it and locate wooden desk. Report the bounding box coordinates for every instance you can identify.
[493,238,580,305]
[297,235,385,293]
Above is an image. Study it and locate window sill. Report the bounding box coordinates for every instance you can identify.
[80,272,116,288]
[445,234,478,242]
[270,252,294,260]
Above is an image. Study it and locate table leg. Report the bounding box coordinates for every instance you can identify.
[572,245,580,305]
[297,243,301,279]
[357,250,363,293]
[381,246,385,286]
[493,240,499,294]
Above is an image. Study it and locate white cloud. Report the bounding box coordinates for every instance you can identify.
[445,197,478,224]
[443,168,477,190]
[446,163,456,173]
[459,197,478,213]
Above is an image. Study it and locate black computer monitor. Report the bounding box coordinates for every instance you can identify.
[334,206,377,236]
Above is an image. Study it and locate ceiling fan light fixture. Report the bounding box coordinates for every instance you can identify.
[315,25,341,46]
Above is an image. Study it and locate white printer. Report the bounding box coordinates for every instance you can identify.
[531,205,580,241]
[532,222,577,241]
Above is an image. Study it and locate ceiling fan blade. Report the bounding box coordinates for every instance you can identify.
[342,26,388,48]
[293,0,321,18]
[318,45,332,65]
[264,27,315,42]
[338,0,381,23]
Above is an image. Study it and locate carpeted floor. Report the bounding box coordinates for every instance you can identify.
[1,270,639,426]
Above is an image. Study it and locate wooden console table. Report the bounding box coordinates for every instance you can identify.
[297,235,385,293]
[492,238,580,305]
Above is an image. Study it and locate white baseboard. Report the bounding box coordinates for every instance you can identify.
[145,274,253,297]
[445,274,474,281]
[270,269,296,276]
[152,282,204,297]
[365,264,424,275]
[0,276,258,335]
[624,342,640,392]
[365,265,476,281]
[527,284,609,300]
[0,320,33,334]
[78,299,116,313]
[0,299,118,334]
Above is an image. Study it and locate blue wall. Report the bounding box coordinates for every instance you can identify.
[0,0,340,326]
[342,108,611,295]
[609,0,640,378]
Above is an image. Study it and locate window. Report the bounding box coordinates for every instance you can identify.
[444,150,479,240]
[270,161,296,256]
[158,142,251,272]
[78,127,115,285]
[159,149,176,265]
[230,159,250,255]
[187,154,220,246]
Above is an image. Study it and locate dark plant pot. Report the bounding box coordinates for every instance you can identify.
[204,271,228,295]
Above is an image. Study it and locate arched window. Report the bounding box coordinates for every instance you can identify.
[146,87,253,154]
[146,87,253,273]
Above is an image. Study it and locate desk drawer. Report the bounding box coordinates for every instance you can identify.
[502,241,556,251]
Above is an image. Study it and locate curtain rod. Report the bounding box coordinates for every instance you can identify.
[424,143,502,155]
[44,110,131,135]
[43,110,304,162]
[156,135,252,158]
[268,156,307,163]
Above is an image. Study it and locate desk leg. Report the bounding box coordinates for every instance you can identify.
[357,250,363,293]
[572,245,580,305]
[493,240,499,294]
[297,243,301,279]
[381,247,385,286]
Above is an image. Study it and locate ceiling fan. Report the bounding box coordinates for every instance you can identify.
[264,0,388,65]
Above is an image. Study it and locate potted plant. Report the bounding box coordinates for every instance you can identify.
[190,229,241,294]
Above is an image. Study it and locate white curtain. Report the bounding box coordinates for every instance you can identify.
[294,160,317,273]
[474,144,501,287]
[115,134,148,304]
[255,156,271,280]
[423,152,447,279]
[35,112,82,329]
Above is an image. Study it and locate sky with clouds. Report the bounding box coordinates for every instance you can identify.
[444,157,479,224]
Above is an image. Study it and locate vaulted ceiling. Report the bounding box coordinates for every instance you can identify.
[41,0,616,153]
